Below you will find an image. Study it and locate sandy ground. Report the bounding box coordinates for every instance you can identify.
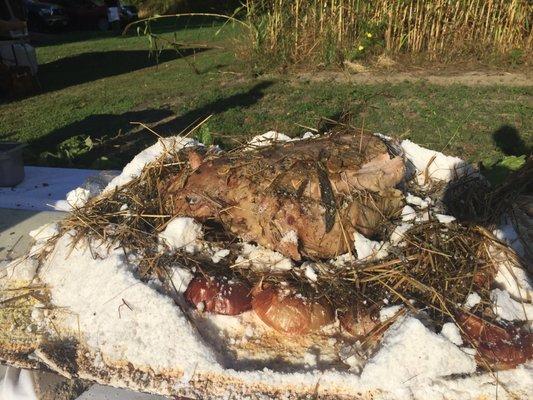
[293,70,533,87]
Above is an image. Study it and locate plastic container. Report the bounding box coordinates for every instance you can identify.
[0,142,25,187]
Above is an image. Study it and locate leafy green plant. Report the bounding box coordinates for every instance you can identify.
[194,124,214,146]
[482,155,527,186]
[39,135,95,165]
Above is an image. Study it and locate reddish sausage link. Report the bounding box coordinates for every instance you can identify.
[456,312,533,370]
[184,275,252,315]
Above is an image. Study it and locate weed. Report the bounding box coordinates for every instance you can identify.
[194,124,214,146]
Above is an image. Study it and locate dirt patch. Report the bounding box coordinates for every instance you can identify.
[294,70,533,87]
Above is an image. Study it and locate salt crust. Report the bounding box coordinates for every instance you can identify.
[401,139,474,185]
[353,231,389,260]
[104,137,199,193]
[440,322,463,346]
[360,317,476,390]
[490,245,533,302]
[494,223,525,257]
[159,217,204,254]
[55,187,91,212]
[236,243,293,272]
[245,131,292,149]
[464,292,482,309]
[39,233,220,374]
[34,236,533,399]
[6,131,532,399]
[491,289,533,325]
[390,223,413,246]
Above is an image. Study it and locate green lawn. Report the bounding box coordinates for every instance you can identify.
[0,20,531,170]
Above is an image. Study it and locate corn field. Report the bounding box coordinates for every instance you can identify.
[244,0,532,65]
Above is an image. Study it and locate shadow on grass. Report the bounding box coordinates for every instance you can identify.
[27,80,274,169]
[442,124,531,225]
[37,47,206,93]
[31,17,229,48]
[492,125,531,157]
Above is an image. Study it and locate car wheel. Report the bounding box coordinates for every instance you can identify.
[97,18,109,31]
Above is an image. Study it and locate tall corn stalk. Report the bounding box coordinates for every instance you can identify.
[244,0,532,66]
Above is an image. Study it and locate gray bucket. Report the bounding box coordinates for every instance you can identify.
[0,142,26,187]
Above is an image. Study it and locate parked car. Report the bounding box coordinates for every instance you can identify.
[36,0,136,31]
[23,0,68,31]
[40,0,108,30]
[119,3,136,24]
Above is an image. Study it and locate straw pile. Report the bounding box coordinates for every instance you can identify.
[54,134,530,332]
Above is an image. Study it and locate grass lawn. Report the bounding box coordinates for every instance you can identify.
[0,19,531,170]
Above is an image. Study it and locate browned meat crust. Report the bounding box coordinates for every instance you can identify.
[163,132,405,259]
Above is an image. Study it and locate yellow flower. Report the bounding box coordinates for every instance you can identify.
[366,32,372,38]
[358,45,364,51]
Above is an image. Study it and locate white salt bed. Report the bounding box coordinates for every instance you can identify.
[211,249,230,264]
[55,171,119,211]
[440,323,463,346]
[401,205,417,222]
[159,217,204,254]
[104,137,198,192]
[1,257,39,283]
[491,247,533,302]
[338,345,366,373]
[390,223,413,245]
[405,193,430,209]
[360,317,476,391]
[236,243,293,272]
[494,223,525,257]
[246,131,291,149]
[401,139,474,184]
[353,231,389,260]
[302,262,318,282]
[76,384,169,400]
[55,187,91,211]
[491,289,533,323]
[39,233,220,374]
[11,132,532,399]
[166,265,193,295]
[410,367,533,400]
[379,305,404,322]
[463,292,481,309]
[302,352,318,367]
[28,222,59,243]
[435,214,456,224]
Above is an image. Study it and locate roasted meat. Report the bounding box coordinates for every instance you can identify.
[163,132,405,260]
